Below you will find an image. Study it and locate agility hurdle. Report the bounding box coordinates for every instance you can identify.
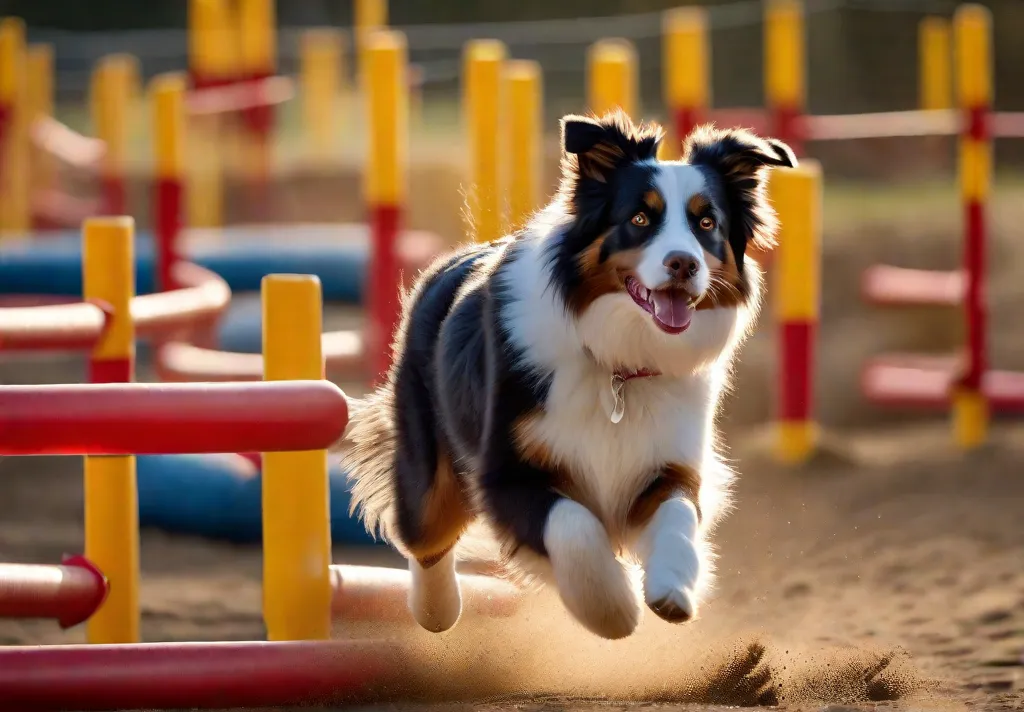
[860,4,1024,449]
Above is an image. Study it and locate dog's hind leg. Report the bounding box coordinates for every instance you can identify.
[392,367,473,633]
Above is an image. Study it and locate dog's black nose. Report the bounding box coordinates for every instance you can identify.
[663,251,700,280]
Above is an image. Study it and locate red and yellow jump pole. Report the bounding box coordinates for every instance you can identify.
[952,4,991,449]
[663,8,708,157]
[765,0,805,156]
[464,39,507,244]
[364,30,408,380]
[261,275,332,641]
[152,73,186,293]
[0,17,30,234]
[919,16,952,112]
[587,37,638,120]
[504,59,542,232]
[82,216,140,643]
[91,56,134,215]
[771,160,822,464]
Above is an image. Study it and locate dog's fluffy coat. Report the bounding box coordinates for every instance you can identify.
[341,111,796,639]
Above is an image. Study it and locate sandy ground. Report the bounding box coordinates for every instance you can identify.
[2,169,1024,711]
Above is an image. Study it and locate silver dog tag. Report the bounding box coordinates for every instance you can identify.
[609,373,626,424]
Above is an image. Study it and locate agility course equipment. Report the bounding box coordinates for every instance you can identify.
[860,5,1024,449]
[0,216,520,665]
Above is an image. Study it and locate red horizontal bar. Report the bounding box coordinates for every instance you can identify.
[156,330,366,382]
[329,564,519,623]
[0,555,108,628]
[0,639,405,711]
[860,265,964,308]
[861,353,1024,413]
[0,381,349,455]
[132,262,230,339]
[187,76,294,117]
[0,300,109,351]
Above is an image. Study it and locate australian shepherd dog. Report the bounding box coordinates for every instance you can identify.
[341,110,796,640]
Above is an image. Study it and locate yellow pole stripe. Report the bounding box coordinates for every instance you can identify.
[919,17,952,111]
[954,4,992,108]
[776,421,818,464]
[301,28,343,160]
[952,387,987,449]
[83,217,135,361]
[505,59,542,231]
[770,160,822,322]
[764,0,806,109]
[587,38,638,119]
[355,0,388,89]
[959,138,991,202]
[239,0,277,74]
[464,39,507,243]
[91,57,133,174]
[364,30,407,206]
[663,7,709,110]
[189,0,238,79]
[150,73,186,179]
[261,275,332,641]
[0,17,24,103]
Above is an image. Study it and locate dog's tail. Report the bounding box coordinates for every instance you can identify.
[337,385,400,544]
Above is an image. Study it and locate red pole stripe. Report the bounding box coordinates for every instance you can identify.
[101,175,126,216]
[966,105,989,142]
[673,106,701,145]
[88,358,132,385]
[367,203,402,383]
[772,103,804,156]
[778,320,815,421]
[155,177,183,293]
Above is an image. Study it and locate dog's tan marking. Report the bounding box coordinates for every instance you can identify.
[628,463,702,528]
[567,235,644,317]
[408,453,473,568]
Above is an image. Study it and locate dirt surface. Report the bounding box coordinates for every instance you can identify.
[2,170,1024,711]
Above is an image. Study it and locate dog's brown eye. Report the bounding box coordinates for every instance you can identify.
[699,216,715,231]
[631,212,649,227]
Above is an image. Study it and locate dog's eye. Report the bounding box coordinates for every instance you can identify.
[699,216,716,231]
[631,212,649,227]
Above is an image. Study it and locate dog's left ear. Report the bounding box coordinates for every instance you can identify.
[683,126,797,177]
[683,126,796,262]
[560,110,663,184]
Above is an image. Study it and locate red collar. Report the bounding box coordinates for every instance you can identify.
[614,367,662,382]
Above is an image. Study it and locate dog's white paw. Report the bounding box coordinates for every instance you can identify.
[545,499,642,640]
[644,573,697,623]
[408,551,463,633]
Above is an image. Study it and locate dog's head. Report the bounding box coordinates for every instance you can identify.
[548,110,795,374]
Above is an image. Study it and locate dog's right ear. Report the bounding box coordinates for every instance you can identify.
[560,111,662,184]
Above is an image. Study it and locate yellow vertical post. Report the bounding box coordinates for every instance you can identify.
[952,4,991,449]
[919,17,952,111]
[0,17,30,234]
[464,39,507,243]
[504,59,542,231]
[82,216,139,644]
[355,0,387,91]
[662,8,709,159]
[587,38,638,119]
[27,44,54,196]
[764,0,806,154]
[770,160,822,464]
[261,275,332,641]
[301,28,343,162]
[239,0,276,77]
[188,0,238,84]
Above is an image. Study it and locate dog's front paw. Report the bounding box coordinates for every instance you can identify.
[545,500,642,640]
[408,551,463,633]
[643,536,701,624]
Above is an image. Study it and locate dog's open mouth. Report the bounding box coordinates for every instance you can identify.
[625,276,695,335]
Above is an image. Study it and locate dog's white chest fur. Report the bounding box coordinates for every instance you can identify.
[524,358,713,532]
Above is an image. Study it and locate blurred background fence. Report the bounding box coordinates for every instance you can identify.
[9,0,1024,120]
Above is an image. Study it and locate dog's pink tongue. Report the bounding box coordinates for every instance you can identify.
[650,290,694,331]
